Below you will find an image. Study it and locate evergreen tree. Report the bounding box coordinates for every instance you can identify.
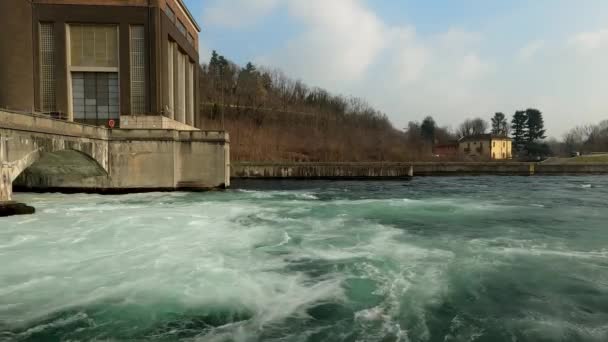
[511,111,528,152]
[420,116,436,143]
[525,108,546,142]
[491,112,509,136]
[244,62,256,73]
[237,62,265,105]
[209,50,220,76]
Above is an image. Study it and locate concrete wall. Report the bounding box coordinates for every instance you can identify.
[232,161,608,178]
[120,115,198,131]
[411,162,532,176]
[233,162,413,179]
[0,0,35,112]
[1,110,230,200]
[535,163,608,174]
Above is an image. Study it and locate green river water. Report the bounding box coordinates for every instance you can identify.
[1,176,608,341]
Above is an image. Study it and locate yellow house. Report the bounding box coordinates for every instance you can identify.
[459,134,513,160]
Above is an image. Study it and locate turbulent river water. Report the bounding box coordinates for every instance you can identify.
[1,176,608,342]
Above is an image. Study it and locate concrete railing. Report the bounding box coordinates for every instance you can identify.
[232,161,608,179]
[233,162,414,179]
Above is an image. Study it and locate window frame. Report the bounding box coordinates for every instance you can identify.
[66,24,121,122]
[130,25,146,114]
[39,22,57,114]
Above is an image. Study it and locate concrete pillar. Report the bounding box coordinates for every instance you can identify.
[1,137,10,202]
[0,166,12,202]
[529,163,535,176]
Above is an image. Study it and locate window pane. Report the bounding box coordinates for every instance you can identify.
[40,23,56,113]
[70,25,118,68]
[130,25,146,114]
[72,72,118,125]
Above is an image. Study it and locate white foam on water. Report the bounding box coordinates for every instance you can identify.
[0,195,351,337]
[296,193,319,200]
[4,182,608,341]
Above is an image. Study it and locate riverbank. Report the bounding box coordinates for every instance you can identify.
[232,161,608,179]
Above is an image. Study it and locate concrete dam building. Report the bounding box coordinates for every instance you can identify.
[0,0,201,128]
[0,0,230,209]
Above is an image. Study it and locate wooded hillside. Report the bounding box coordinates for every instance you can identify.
[197,52,410,162]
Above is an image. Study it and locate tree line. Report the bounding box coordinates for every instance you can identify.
[559,121,608,155]
[197,51,606,161]
[198,51,410,161]
[404,109,549,159]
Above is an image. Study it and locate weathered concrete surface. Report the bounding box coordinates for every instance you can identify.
[120,115,199,131]
[233,162,413,179]
[535,163,608,174]
[1,110,230,202]
[410,162,534,176]
[232,161,608,179]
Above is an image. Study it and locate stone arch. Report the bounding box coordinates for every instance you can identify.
[6,134,109,181]
[12,149,109,191]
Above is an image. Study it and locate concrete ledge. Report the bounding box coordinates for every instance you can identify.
[233,162,414,179]
[0,110,108,140]
[0,202,35,217]
[13,186,225,194]
[109,129,229,143]
[232,161,608,178]
[120,115,199,131]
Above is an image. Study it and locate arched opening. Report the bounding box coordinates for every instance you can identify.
[13,149,108,192]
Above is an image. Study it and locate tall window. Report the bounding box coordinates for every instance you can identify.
[69,25,119,126]
[72,72,119,126]
[187,61,194,125]
[130,25,146,114]
[176,51,186,123]
[40,23,56,113]
[166,41,175,118]
[70,25,118,68]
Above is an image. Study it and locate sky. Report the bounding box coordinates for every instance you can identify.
[184,0,608,137]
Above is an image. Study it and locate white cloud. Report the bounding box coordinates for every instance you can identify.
[198,0,608,136]
[458,53,492,80]
[264,0,390,83]
[437,28,483,49]
[202,0,280,29]
[569,28,608,52]
[518,40,544,61]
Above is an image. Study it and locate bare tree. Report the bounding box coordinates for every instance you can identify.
[458,118,489,138]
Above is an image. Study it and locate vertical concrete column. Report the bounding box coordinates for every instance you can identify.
[1,138,11,202]
[0,166,12,203]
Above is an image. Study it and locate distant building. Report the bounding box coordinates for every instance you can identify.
[459,134,513,160]
[433,142,459,157]
[0,0,201,128]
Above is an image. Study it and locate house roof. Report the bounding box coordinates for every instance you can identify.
[459,134,512,142]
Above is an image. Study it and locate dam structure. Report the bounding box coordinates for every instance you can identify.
[0,0,230,213]
[0,110,230,204]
